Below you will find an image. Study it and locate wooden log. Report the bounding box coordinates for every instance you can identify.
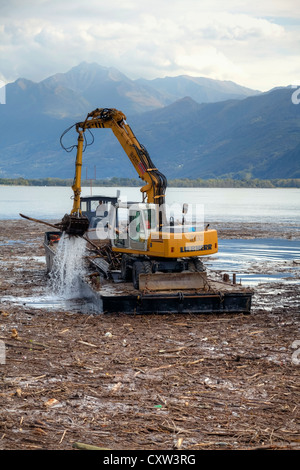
[72,442,111,451]
[19,213,60,230]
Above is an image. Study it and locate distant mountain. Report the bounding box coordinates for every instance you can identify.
[0,62,299,181]
[129,89,300,180]
[42,62,168,115]
[4,77,89,118]
[4,62,261,119]
[136,75,260,104]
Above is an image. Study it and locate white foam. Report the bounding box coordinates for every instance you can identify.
[48,233,87,299]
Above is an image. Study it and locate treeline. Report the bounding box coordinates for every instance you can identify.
[167,178,300,188]
[0,177,142,187]
[0,177,74,186]
[1,176,300,188]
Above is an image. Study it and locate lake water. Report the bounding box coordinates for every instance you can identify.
[0,185,300,224]
[206,238,300,286]
[1,186,299,292]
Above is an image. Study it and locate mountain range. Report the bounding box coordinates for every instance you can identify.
[0,62,299,181]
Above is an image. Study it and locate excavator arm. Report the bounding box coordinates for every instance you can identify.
[58,106,218,293]
[71,108,167,215]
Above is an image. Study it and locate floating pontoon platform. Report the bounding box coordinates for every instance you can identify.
[44,231,253,315]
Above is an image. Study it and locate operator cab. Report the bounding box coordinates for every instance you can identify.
[79,193,119,242]
[80,194,119,221]
[112,202,157,252]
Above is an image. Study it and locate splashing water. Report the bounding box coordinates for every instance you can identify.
[49,233,87,299]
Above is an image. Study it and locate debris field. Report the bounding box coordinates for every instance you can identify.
[0,219,299,450]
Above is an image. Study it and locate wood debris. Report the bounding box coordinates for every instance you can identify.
[0,219,299,450]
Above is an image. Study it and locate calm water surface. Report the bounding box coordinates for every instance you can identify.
[1,186,299,224]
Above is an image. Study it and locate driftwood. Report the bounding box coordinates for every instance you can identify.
[73,442,111,451]
[1,219,299,451]
[19,213,60,230]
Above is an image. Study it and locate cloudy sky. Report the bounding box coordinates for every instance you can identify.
[1,0,299,91]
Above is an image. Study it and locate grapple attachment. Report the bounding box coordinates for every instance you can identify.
[57,213,90,236]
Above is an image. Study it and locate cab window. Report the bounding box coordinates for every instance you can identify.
[143,209,156,230]
[129,211,145,240]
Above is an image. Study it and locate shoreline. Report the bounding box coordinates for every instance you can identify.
[1,178,300,188]
[1,218,300,240]
[212,221,300,240]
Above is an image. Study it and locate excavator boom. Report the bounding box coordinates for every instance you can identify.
[72,108,167,215]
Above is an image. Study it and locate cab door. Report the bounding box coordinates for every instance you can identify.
[128,208,148,252]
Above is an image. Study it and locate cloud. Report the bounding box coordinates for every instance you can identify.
[196,13,285,40]
[0,0,300,90]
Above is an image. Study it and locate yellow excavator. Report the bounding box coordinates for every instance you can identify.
[60,108,218,289]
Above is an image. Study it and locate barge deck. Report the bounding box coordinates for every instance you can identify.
[44,231,253,315]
